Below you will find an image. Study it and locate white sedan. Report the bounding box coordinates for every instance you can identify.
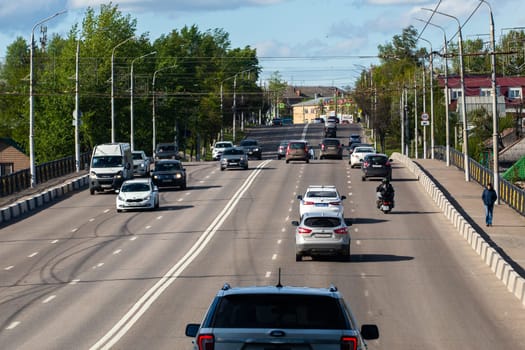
[116,178,159,212]
[350,146,376,168]
[297,185,346,219]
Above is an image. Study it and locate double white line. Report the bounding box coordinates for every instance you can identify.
[91,160,272,349]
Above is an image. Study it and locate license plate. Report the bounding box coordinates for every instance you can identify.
[372,165,383,168]
[162,179,172,182]
[315,234,331,238]
[315,203,328,207]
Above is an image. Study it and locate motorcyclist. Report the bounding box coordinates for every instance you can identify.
[376,178,395,208]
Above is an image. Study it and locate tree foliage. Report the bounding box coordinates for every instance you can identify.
[0,3,263,162]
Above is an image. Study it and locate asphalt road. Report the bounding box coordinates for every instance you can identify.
[1,123,524,350]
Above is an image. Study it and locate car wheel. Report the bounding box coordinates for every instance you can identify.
[306,159,309,163]
[341,246,351,262]
[296,254,302,262]
[90,188,95,195]
[220,167,225,171]
[181,182,187,190]
[286,159,289,163]
[117,209,122,213]
[362,176,366,181]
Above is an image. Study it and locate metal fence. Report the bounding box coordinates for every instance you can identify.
[434,146,525,216]
[0,152,91,197]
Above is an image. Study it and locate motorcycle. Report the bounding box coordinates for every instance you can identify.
[378,198,393,214]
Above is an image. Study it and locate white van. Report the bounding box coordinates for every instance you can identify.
[89,143,133,194]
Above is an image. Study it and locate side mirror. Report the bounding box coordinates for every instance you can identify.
[389,159,394,162]
[297,195,303,200]
[115,189,120,194]
[341,195,346,200]
[185,323,200,337]
[361,324,379,340]
[291,220,299,226]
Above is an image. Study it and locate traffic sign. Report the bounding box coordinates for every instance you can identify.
[421,121,430,126]
[421,113,429,121]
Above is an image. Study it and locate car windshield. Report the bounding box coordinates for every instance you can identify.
[92,156,123,168]
[306,190,338,198]
[121,183,150,192]
[304,217,342,227]
[240,140,257,146]
[355,147,374,153]
[223,148,244,155]
[155,162,181,171]
[132,153,144,160]
[211,294,348,329]
[215,143,231,148]
[289,142,305,149]
[157,145,175,152]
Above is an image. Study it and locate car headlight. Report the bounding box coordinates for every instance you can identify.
[175,173,182,179]
[115,172,123,179]
[90,171,97,178]
[144,195,151,201]
[117,194,125,201]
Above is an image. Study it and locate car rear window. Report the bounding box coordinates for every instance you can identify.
[215,143,231,148]
[355,147,374,153]
[211,294,348,329]
[289,142,306,149]
[323,139,340,146]
[306,190,337,198]
[304,217,342,227]
[366,155,388,164]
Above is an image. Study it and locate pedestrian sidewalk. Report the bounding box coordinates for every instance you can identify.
[392,154,525,306]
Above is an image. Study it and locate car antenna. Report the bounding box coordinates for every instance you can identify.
[276,267,283,288]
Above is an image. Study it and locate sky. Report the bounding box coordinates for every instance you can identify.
[1,0,525,88]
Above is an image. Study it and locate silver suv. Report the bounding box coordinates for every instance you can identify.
[185,281,379,350]
[292,211,351,261]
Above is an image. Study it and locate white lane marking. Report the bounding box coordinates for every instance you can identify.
[28,252,38,258]
[113,250,122,255]
[89,218,95,222]
[92,263,104,269]
[277,240,282,244]
[90,160,272,350]
[71,228,78,232]
[104,209,110,213]
[156,216,162,220]
[199,180,204,183]
[51,240,59,244]
[356,240,361,245]
[364,290,369,297]
[6,321,20,330]
[354,228,359,233]
[265,271,272,278]
[205,175,210,179]
[185,192,190,196]
[5,266,14,270]
[129,236,137,241]
[288,207,292,212]
[42,295,56,304]
[272,254,277,260]
[285,216,290,221]
[70,279,80,285]
[145,226,151,230]
[177,198,183,202]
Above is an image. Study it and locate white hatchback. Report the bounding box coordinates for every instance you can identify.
[350,146,376,168]
[212,141,234,160]
[116,178,159,212]
[297,185,346,218]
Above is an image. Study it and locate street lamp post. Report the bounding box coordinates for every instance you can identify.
[419,37,434,160]
[130,51,156,151]
[418,19,451,166]
[29,10,66,188]
[423,8,470,181]
[111,36,134,143]
[75,39,81,172]
[152,64,177,155]
[479,0,500,204]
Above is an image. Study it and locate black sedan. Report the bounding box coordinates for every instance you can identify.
[361,153,392,181]
[150,160,187,190]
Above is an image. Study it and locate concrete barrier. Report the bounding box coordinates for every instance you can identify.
[0,175,89,226]
[391,152,525,306]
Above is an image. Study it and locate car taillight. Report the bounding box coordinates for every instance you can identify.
[321,144,326,150]
[341,336,358,350]
[385,161,391,166]
[334,227,348,234]
[363,161,369,167]
[329,201,341,206]
[297,227,312,234]
[303,201,315,205]
[197,334,214,350]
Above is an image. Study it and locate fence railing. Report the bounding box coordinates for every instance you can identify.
[0,152,91,197]
[433,146,525,216]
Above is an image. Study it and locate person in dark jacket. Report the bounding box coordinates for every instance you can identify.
[481,183,497,226]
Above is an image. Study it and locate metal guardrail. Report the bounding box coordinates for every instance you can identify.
[0,152,91,197]
[433,146,525,216]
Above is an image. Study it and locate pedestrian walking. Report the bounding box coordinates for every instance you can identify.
[481,183,497,226]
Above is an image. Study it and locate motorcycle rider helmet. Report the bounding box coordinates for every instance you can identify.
[382,178,389,184]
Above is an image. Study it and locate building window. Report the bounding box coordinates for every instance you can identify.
[508,87,522,99]
[0,163,14,176]
[480,88,492,97]
[450,89,462,100]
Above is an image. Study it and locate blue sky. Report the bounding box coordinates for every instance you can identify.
[1,0,524,87]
